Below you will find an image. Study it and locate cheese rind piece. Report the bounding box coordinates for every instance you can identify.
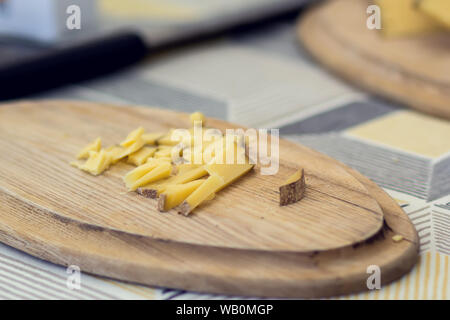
[178,175,225,216]
[128,162,172,191]
[120,127,144,147]
[419,0,450,28]
[137,165,207,198]
[158,180,204,211]
[127,146,157,166]
[376,0,441,37]
[279,168,305,206]
[76,137,101,159]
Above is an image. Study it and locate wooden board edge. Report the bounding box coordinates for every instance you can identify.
[0,155,419,298]
[0,100,386,253]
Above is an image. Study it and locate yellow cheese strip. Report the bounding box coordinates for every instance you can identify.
[105,145,126,164]
[117,137,146,160]
[138,165,207,198]
[178,175,224,215]
[205,142,254,191]
[175,163,201,175]
[120,127,144,147]
[76,137,101,159]
[128,162,172,191]
[154,146,174,159]
[190,112,205,126]
[127,146,157,166]
[156,129,181,146]
[376,0,441,37]
[158,179,204,211]
[71,149,112,175]
[141,132,165,145]
[123,161,162,188]
[419,0,450,28]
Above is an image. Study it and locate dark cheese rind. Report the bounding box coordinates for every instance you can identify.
[279,169,305,206]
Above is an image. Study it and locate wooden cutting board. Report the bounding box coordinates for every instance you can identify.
[298,0,450,120]
[0,100,419,298]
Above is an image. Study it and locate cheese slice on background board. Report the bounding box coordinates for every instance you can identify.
[376,0,442,37]
[418,0,450,28]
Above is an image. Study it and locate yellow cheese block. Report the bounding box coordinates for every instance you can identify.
[120,127,144,147]
[71,149,112,175]
[127,146,157,166]
[419,0,450,28]
[158,179,204,211]
[76,137,101,159]
[376,0,441,36]
[178,175,225,215]
[127,162,172,191]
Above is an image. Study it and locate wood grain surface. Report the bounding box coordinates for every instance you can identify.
[298,0,450,120]
[0,100,419,297]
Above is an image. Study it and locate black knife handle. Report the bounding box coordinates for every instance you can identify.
[0,31,148,100]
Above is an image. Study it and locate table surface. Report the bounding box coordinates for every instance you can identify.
[1,16,449,300]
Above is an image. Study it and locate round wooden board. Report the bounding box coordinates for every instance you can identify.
[298,0,450,120]
[0,100,418,298]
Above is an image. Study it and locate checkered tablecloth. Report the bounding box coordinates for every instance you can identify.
[1,16,448,300]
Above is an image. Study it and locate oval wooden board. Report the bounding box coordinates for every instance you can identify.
[0,101,418,297]
[298,0,450,120]
[0,100,384,253]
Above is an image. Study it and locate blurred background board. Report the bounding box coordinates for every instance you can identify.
[298,0,450,120]
[0,0,313,100]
